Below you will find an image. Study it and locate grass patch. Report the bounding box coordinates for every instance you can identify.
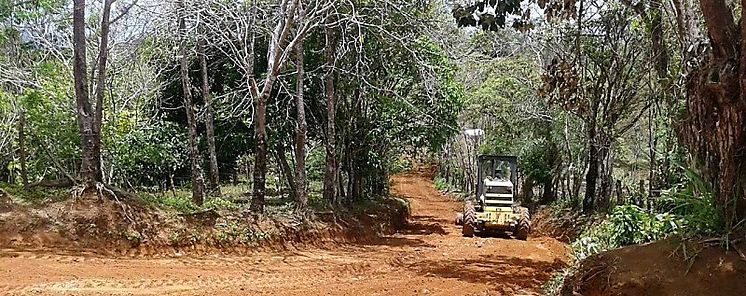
[0,184,69,205]
[138,191,199,213]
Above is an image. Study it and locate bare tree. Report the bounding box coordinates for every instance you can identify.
[198,38,221,197]
[543,5,653,212]
[322,16,338,204]
[177,0,206,205]
[293,39,308,209]
[72,0,114,188]
[248,0,334,214]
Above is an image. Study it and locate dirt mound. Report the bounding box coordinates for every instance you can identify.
[561,237,746,296]
[532,206,597,242]
[0,190,410,256]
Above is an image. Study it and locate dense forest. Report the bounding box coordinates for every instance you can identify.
[0,0,745,294]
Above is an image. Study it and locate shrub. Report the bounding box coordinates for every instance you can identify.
[571,205,683,261]
[434,177,450,191]
[388,157,412,174]
[139,192,197,213]
[657,167,724,236]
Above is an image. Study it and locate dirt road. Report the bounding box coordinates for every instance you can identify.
[0,173,568,296]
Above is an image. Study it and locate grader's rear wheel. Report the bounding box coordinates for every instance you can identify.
[514,207,530,240]
[462,201,476,237]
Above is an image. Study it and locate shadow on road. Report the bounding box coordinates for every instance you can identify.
[402,254,567,293]
[357,236,436,248]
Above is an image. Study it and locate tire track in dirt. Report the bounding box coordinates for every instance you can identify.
[0,172,569,295]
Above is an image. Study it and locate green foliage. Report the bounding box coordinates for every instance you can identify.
[571,169,723,262]
[106,119,189,186]
[0,0,65,42]
[452,0,529,31]
[388,157,412,174]
[571,205,682,261]
[15,62,79,181]
[372,37,463,155]
[203,197,240,211]
[306,147,326,182]
[1,184,68,204]
[434,177,450,191]
[543,268,574,296]
[520,139,554,184]
[139,192,198,213]
[657,167,724,236]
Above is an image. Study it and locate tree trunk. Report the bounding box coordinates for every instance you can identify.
[583,129,599,213]
[274,144,297,201]
[18,110,28,187]
[541,177,554,205]
[72,0,95,187]
[323,22,338,204]
[250,85,270,214]
[71,0,113,188]
[178,0,206,206]
[250,0,301,215]
[597,139,613,210]
[293,40,308,209]
[679,0,746,226]
[338,169,346,201]
[198,39,221,196]
[521,175,534,203]
[90,0,114,186]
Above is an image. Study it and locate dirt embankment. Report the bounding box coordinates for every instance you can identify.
[531,206,605,244]
[561,237,746,296]
[0,172,570,295]
[0,185,409,256]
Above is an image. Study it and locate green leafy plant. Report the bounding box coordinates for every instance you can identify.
[434,177,450,191]
[139,192,198,213]
[571,205,683,261]
[657,167,724,236]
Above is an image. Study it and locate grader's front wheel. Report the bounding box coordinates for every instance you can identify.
[462,201,476,237]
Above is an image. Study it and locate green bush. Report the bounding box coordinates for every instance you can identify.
[2,184,69,204]
[139,192,197,213]
[434,177,449,191]
[388,157,412,174]
[306,147,326,181]
[657,167,724,235]
[203,197,240,211]
[571,205,682,261]
[570,167,723,262]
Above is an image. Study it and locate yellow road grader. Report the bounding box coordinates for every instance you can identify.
[455,155,530,239]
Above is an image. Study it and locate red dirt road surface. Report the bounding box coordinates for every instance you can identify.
[0,172,568,295]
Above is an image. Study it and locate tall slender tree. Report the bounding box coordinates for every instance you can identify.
[249,0,333,214]
[198,38,221,196]
[72,0,114,188]
[177,0,206,205]
[17,110,27,187]
[293,39,308,209]
[322,18,338,204]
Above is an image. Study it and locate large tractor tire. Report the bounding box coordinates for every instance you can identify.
[462,201,476,237]
[514,207,530,240]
